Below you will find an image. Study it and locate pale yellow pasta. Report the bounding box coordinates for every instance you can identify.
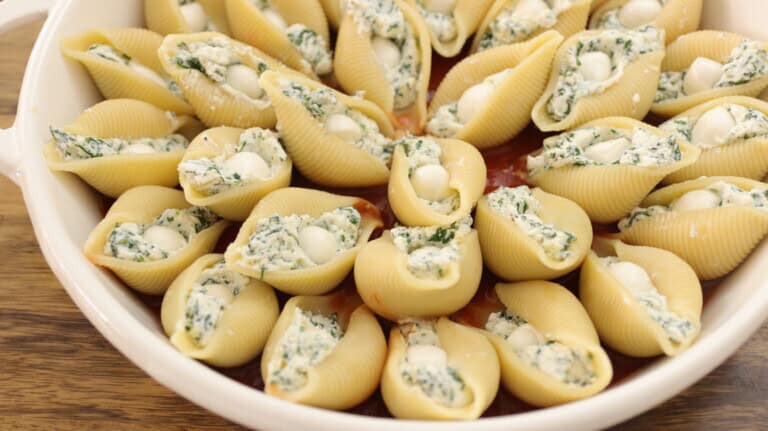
[319,0,344,29]
[406,0,495,58]
[144,0,231,35]
[589,0,702,44]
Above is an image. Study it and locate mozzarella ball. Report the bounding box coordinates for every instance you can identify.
[606,261,656,293]
[222,151,270,182]
[618,0,663,28]
[672,189,721,212]
[123,143,157,155]
[143,225,187,253]
[583,137,630,164]
[514,0,550,20]
[457,82,494,124]
[506,324,545,349]
[683,57,724,95]
[129,63,167,87]
[371,36,401,69]
[411,164,452,201]
[423,0,457,14]
[692,106,736,148]
[578,51,613,82]
[180,2,208,32]
[325,114,362,143]
[298,226,338,264]
[405,344,448,366]
[262,8,288,31]
[226,64,265,99]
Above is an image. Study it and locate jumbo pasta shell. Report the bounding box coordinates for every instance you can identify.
[488,281,612,407]
[178,127,292,221]
[43,99,203,198]
[406,0,495,57]
[320,0,344,29]
[381,318,500,420]
[531,29,665,131]
[590,0,611,13]
[334,0,432,132]
[470,0,590,52]
[428,31,563,148]
[580,238,702,357]
[354,230,482,321]
[261,292,387,410]
[226,0,330,78]
[589,0,703,44]
[651,31,768,117]
[225,187,383,295]
[161,253,279,367]
[476,187,593,280]
[662,96,768,184]
[83,186,230,295]
[144,0,231,35]
[619,176,768,279]
[259,71,394,187]
[388,138,486,226]
[528,117,701,223]
[61,28,193,114]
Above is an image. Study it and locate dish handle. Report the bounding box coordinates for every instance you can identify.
[0,0,57,186]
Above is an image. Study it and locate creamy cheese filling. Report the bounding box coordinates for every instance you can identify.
[594,0,667,30]
[178,0,219,32]
[267,309,343,392]
[87,43,184,97]
[280,80,395,165]
[477,0,573,51]
[599,257,694,343]
[415,0,458,42]
[104,207,220,262]
[390,216,472,279]
[397,136,459,214]
[547,26,664,121]
[50,128,188,160]
[486,310,596,386]
[660,104,768,149]
[487,186,576,261]
[238,207,362,276]
[178,128,288,196]
[399,320,471,407]
[619,181,768,230]
[427,68,515,137]
[655,40,768,103]
[527,126,681,174]
[184,260,249,346]
[346,0,422,110]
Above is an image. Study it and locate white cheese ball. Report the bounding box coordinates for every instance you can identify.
[457,82,494,124]
[325,114,362,143]
[514,0,550,20]
[583,137,630,164]
[506,323,545,349]
[262,8,288,31]
[226,64,265,100]
[203,283,237,304]
[180,2,208,33]
[618,0,663,28]
[692,106,736,148]
[222,151,270,182]
[423,0,457,14]
[411,164,452,201]
[606,260,656,293]
[129,63,167,87]
[578,51,613,82]
[371,36,401,69]
[671,189,721,212]
[405,344,448,367]
[143,225,187,253]
[123,143,157,155]
[683,57,724,95]
[298,226,338,265]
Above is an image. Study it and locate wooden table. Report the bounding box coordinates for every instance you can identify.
[1,18,766,431]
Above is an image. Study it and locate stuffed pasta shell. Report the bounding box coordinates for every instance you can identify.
[381,318,500,420]
[580,238,702,357]
[259,71,396,187]
[406,0,495,57]
[161,254,279,367]
[619,176,768,279]
[590,0,610,12]
[335,0,432,132]
[44,99,202,198]
[84,186,230,295]
[427,31,563,148]
[178,127,292,221]
[589,0,702,44]
[225,188,383,295]
[527,117,700,223]
[61,28,193,114]
[226,0,333,78]
[660,96,768,183]
[261,291,387,409]
[652,31,768,117]
[388,136,486,226]
[145,0,230,35]
[354,216,482,321]
[532,26,665,131]
[471,0,590,53]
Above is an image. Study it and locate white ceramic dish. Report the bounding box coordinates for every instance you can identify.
[1,0,766,429]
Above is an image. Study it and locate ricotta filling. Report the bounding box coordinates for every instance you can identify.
[267,309,343,392]
[178,0,219,32]
[397,136,459,214]
[487,186,576,261]
[659,104,768,149]
[547,26,664,121]
[594,0,667,30]
[477,0,573,51]
[390,216,472,279]
[87,43,184,98]
[485,310,596,386]
[415,0,458,43]
[50,128,188,160]
[399,320,471,407]
[177,128,288,196]
[104,207,220,262]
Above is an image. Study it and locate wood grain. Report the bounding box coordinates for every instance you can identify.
[1,17,766,431]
